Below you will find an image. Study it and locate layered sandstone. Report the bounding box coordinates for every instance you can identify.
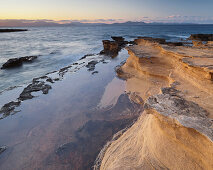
[98,37,213,170]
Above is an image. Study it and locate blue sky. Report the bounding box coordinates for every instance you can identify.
[0,0,212,24]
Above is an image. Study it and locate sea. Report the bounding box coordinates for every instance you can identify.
[0,24,213,92]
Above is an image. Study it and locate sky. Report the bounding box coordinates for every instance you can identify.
[0,0,213,25]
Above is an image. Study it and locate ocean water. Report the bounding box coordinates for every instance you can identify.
[0,24,213,92]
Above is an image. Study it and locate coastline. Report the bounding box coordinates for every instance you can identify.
[0,35,212,169]
[98,36,213,169]
[0,37,144,169]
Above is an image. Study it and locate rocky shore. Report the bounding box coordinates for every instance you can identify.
[0,34,213,170]
[0,36,143,170]
[97,35,213,170]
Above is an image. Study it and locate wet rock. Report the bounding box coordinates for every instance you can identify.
[80,54,95,60]
[1,56,38,69]
[111,36,125,42]
[166,42,183,46]
[0,29,28,33]
[128,41,136,45]
[19,81,52,101]
[0,101,21,118]
[86,61,99,71]
[59,65,72,74]
[0,146,7,154]
[100,40,119,56]
[54,78,60,81]
[54,118,137,170]
[111,36,128,46]
[189,34,213,41]
[92,71,99,75]
[46,78,54,83]
[100,37,127,57]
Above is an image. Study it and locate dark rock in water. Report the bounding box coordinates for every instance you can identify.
[1,58,23,69]
[1,56,38,69]
[92,71,99,75]
[100,40,119,57]
[166,42,183,46]
[0,101,21,119]
[46,78,54,83]
[0,146,7,154]
[19,81,51,101]
[0,29,28,33]
[54,118,138,170]
[111,36,128,47]
[100,36,128,57]
[54,78,60,81]
[80,54,95,60]
[111,36,125,42]
[86,60,99,71]
[189,34,213,41]
[128,41,136,45]
[20,56,37,62]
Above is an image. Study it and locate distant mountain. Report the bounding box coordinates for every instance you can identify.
[112,21,146,26]
[0,20,200,27]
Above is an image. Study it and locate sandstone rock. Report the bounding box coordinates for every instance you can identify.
[135,37,166,44]
[100,40,119,54]
[192,41,204,47]
[100,37,127,57]
[145,87,213,141]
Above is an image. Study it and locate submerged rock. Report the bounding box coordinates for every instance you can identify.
[0,101,21,119]
[80,54,96,60]
[19,81,51,101]
[1,56,38,69]
[0,146,7,154]
[189,34,213,41]
[86,60,99,71]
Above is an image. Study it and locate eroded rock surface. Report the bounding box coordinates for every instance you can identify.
[99,36,213,170]
[100,36,128,57]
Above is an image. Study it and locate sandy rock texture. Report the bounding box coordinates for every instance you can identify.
[98,37,213,170]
